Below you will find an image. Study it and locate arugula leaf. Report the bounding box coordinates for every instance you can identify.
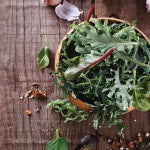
[103,67,135,111]
[46,99,89,122]
[46,129,68,150]
[70,19,138,55]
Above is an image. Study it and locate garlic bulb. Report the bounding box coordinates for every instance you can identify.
[146,0,150,13]
[55,0,82,21]
[42,0,62,6]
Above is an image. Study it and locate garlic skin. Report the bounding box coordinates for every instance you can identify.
[146,0,150,13]
[42,0,62,6]
[55,0,83,21]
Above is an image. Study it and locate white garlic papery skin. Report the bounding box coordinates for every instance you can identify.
[55,0,83,21]
[42,0,62,6]
[146,0,150,13]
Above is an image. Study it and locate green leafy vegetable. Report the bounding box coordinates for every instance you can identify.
[46,99,89,122]
[65,49,114,80]
[50,18,150,132]
[37,36,50,69]
[133,70,150,111]
[46,129,68,150]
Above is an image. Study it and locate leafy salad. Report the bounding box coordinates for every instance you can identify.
[47,18,150,131]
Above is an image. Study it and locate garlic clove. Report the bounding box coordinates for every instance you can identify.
[146,0,150,13]
[42,0,62,6]
[55,0,83,21]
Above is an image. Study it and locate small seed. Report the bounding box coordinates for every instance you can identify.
[145,132,150,137]
[120,147,124,150]
[137,133,141,137]
[107,139,113,143]
[35,109,40,113]
[19,95,24,100]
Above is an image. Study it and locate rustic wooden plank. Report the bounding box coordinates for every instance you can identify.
[1,0,149,150]
[0,0,92,150]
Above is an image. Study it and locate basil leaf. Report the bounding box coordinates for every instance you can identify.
[46,129,68,150]
[46,137,68,150]
[37,46,50,69]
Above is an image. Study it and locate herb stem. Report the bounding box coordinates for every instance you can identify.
[45,35,49,47]
[56,129,60,139]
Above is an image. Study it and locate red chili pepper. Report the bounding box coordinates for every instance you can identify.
[87,4,95,22]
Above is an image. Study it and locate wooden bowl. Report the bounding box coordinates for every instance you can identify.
[55,17,150,112]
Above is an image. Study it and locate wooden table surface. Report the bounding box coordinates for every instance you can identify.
[0,0,149,150]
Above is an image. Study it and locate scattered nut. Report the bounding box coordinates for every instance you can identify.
[33,90,47,98]
[29,95,34,99]
[115,140,122,147]
[24,110,32,115]
[128,141,134,149]
[23,99,27,103]
[24,89,33,98]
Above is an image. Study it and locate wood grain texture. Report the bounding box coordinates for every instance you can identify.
[0,0,149,150]
[0,0,92,150]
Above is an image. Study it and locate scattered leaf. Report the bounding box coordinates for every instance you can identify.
[46,129,68,150]
[37,46,50,69]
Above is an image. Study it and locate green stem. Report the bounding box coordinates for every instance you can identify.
[45,35,49,47]
[55,129,60,139]
[133,69,138,103]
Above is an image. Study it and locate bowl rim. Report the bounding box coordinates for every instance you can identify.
[55,17,150,70]
[54,17,150,112]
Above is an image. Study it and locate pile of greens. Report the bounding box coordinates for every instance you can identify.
[47,18,150,131]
